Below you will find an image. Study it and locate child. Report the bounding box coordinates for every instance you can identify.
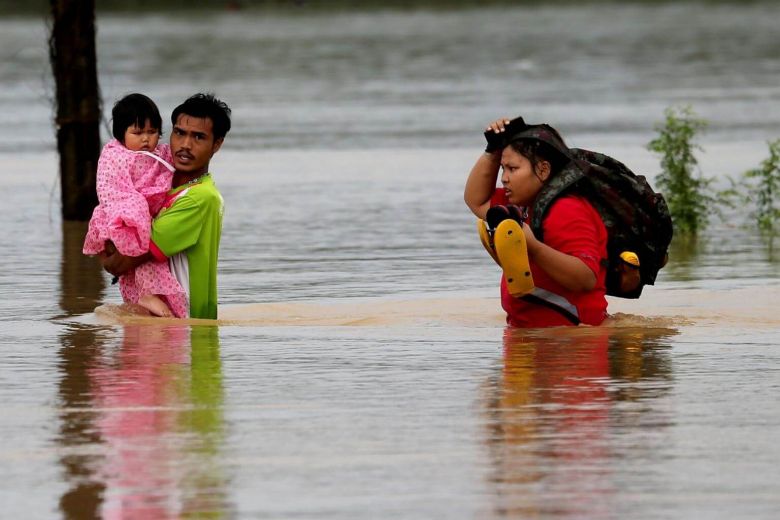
[83,93,188,318]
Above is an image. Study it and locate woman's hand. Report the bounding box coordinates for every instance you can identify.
[485,118,512,135]
[521,221,540,253]
[484,117,526,154]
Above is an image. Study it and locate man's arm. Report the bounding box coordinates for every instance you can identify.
[98,240,154,277]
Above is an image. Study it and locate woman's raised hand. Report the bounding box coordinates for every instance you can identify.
[485,118,512,134]
[484,118,514,154]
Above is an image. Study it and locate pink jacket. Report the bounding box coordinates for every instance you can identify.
[83,139,174,256]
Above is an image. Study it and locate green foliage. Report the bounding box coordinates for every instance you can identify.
[742,139,780,235]
[648,106,713,236]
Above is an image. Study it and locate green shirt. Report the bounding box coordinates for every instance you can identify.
[151,174,223,319]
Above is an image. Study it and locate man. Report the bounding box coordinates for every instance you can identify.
[100,93,231,319]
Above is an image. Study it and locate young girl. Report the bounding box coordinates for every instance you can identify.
[83,93,188,318]
[464,116,609,327]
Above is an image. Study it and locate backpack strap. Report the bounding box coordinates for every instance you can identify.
[522,288,580,325]
[529,161,585,241]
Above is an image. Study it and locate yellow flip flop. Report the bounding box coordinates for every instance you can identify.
[477,219,500,265]
[493,219,534,297]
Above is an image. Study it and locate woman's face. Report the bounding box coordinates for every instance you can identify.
[500,146,550,206]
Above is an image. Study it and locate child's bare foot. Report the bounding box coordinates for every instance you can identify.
[138,294,173,317]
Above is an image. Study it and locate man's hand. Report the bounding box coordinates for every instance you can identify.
[98,240,152,277]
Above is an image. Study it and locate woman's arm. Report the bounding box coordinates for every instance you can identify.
[523,225,597,291]
[465,118,513,219]
[523,197,604,292]
[464,151,501,219]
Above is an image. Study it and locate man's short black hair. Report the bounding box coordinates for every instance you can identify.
[171,93,232,141]
[111,93,163,142]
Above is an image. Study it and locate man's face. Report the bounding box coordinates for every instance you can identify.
[170,114,223,175]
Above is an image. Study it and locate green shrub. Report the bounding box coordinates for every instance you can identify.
[648,106,713,236]
[743,139,780,235]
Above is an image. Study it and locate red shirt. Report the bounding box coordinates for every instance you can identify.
[492,189,608,327]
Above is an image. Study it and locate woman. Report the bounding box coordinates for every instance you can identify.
[464,117,608,327]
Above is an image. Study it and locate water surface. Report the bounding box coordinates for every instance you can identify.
[1,3,779,519]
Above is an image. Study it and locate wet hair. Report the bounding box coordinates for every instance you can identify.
[111,93,163,142]
[171,93,232,141]
[508,128,569,181]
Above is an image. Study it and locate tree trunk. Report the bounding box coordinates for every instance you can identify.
[49,0,101,221]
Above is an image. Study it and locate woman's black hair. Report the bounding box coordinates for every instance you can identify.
[171,93,231,140]
[508,128,569,181]
[111,93,163,142]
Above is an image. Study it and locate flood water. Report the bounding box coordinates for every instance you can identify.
[2,2,780,519]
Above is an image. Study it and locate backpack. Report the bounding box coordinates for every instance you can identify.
[507,123,673,298]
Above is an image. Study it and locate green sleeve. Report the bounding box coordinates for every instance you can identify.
[151,194,205,257]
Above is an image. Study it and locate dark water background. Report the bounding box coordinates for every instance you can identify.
[1,2,779,518]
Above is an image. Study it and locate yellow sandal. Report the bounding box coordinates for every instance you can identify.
[477,219,500,266]
[493,219,535,297]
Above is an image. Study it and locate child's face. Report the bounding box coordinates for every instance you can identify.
[123,119,160,152]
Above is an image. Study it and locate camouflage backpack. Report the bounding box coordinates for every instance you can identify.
[505,122,673,298]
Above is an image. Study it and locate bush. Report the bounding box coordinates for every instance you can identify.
[648,106,713,236]
[743,139,780,235]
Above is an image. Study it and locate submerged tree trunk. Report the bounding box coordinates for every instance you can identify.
[49,0,101,221]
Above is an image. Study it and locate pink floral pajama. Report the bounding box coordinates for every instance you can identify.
[83,139,188,318]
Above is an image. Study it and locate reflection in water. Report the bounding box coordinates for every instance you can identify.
[664,235,703,282]
[94,325,229,518]
[482,326,676,518]
[765,235,776,261]
[59,220,105,318]
[57,220,109,518]
[56,323,109,519]
[179,326,229,518]
[56,323,230,518]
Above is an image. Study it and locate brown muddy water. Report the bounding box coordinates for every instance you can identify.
[2,2,780,519]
